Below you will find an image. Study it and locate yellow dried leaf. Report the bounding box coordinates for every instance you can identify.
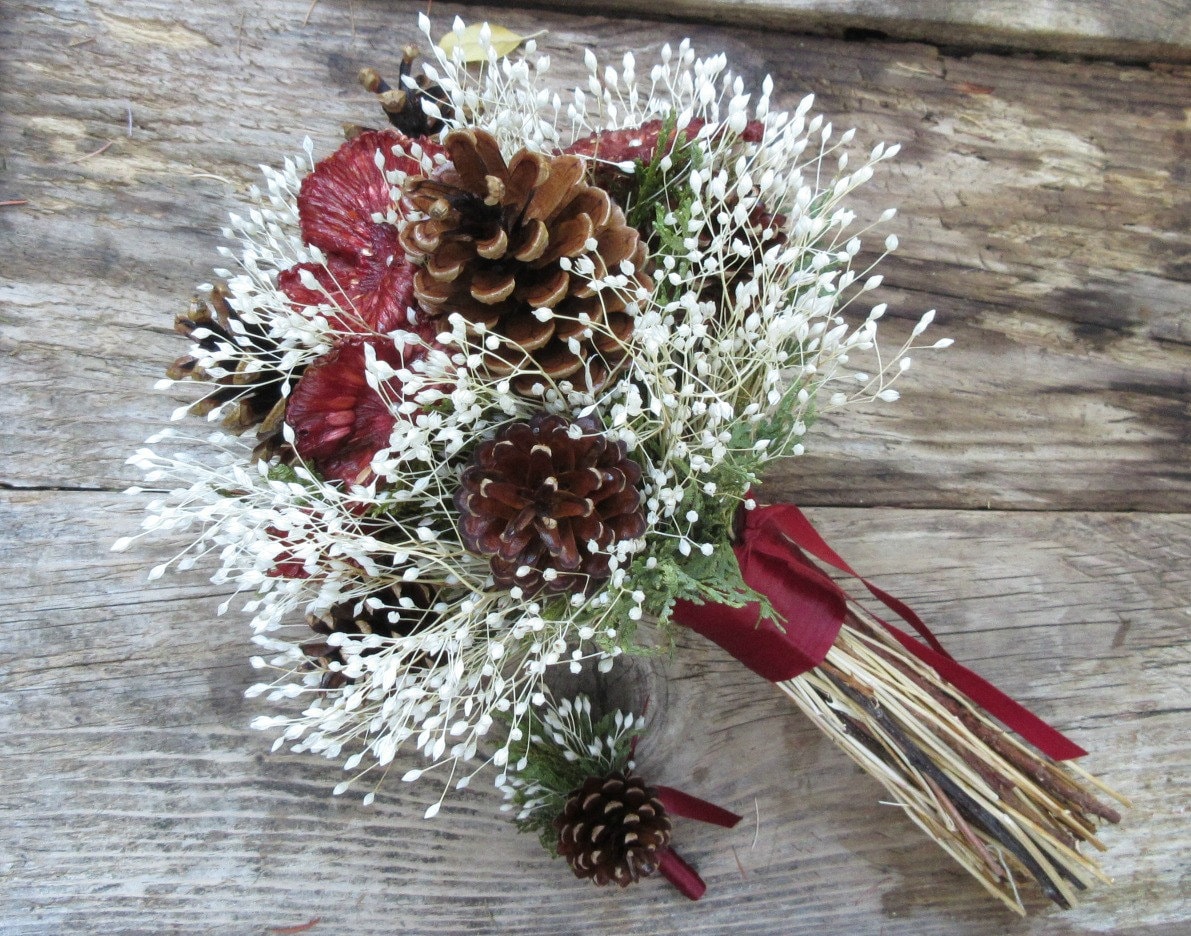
[438,23,535,63]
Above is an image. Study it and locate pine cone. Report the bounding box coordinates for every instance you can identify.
[302,582,437,690]
[358,45,452,138]
[554,771,672,887]
[455,413,646,595]
[400,128,651,395]
[167,284,292,461]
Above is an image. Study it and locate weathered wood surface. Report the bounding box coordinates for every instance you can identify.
[467,0,1191,62]
[4,493,1188,935]
[1,1,1189,934]
[4,1,1189,509]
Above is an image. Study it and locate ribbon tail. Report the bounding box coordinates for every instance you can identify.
[766,502,1088,760]
[758,502,951,658]
[656,848,706,900]
[875,620,1089,760]
[654,785,742,828]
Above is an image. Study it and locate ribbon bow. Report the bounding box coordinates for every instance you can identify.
[673,502,1086,761]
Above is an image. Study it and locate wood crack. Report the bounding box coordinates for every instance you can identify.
[449,0,1191,66]
[1,482,122,493]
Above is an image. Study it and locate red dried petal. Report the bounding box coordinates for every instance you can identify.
[285,339,409,486]
[299,129,431,257]
[278,230,417,335]
[265,523,312,579]
[564,117,762,164]
[284,130,445,336]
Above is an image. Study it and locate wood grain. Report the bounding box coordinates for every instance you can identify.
[1,1,1188,934]
[455,0,1191,62]
[3,490,1187,935]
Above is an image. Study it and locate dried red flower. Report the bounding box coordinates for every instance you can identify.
[285,338,410,486]
[265,523,313,579]
[278,237,417,336]
[279,129,442,335]
[564,117,762,165]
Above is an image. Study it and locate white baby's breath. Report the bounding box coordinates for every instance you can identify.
[498,692,643,820]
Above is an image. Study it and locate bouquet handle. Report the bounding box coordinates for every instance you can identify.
[674,501,1125,912]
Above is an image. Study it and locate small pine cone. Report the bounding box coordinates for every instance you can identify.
[167,284,292,461]
[455,413,646,595]
[358,45,452,138]
[400,128,652,395]
[302,582,437,690]
[554,771,672,888]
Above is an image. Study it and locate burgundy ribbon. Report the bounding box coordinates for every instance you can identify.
[673,502,1087,761]
[655,785,742,829]
[646,785,741,899]
[657,849,707,900]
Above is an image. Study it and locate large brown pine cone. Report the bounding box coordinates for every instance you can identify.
[554,771,672,887]
[454,413,646,595]
[167,284,292,461]
[400,128,651,396]
[301,582,437,690]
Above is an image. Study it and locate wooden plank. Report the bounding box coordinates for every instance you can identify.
[2,2,1187,510]
[458,0,1191,62]
[1,3,1188,927]
[2,489,1186,934]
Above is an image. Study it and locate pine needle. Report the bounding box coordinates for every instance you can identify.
[68,140,113,163]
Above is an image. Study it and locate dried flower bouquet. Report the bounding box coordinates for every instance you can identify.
[122,17,1124,909]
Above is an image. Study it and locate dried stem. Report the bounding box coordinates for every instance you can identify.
[777,603,1126,914]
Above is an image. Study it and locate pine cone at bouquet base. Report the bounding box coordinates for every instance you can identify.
[400,128,652,396]
[167,283,292,461]
[301,582,437,690]
[553,771,672,887]
[455,413,646,596]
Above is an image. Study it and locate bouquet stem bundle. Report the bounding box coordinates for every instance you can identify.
[778,602,1128,914]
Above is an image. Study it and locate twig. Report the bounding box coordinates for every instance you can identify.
[921,772,1003,880]
[853,622,1122,824]
[826,670,1074,908]
[68,140,114,163]
[302,0,319,27]
[126,105,133,137]
[774,605,1123,913]
[68,36,96,48]
[0,200,29,207]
